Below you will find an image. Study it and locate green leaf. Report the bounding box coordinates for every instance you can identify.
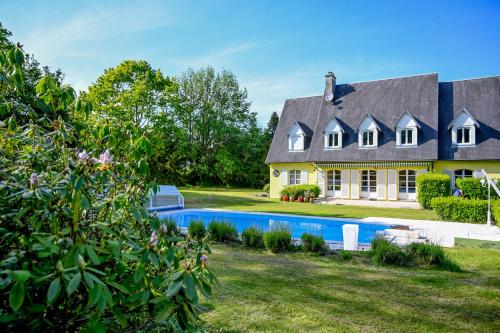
[83,272,94,288]
[172,270,184,281]
[13,270,31,282]
[183,274,198,302]
[133,267,144,284]
[107,281,129,294]
[67,272,81,295]
[166,278,183,297]
[86,246,100,265]
[47,277,61,304]
[156,303,175,322]
[9,282,25,311]
[89,285,101,304]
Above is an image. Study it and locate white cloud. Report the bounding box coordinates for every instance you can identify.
[166,43,257,70]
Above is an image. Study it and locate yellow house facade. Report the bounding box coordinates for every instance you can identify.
[266,73,500,201]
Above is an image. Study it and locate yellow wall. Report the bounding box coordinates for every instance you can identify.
[433,160,500,178]
[269,163,317,198]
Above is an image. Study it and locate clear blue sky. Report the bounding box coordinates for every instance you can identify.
[1,0,499,124]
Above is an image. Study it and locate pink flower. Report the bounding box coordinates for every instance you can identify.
[96,149,113,170]
[78,150,91,162]
[149,231,158,248]
[200,255,208,264]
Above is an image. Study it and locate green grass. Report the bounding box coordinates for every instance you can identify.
[202,245,500,332]
[180,187,440,220]
[180,187,500,332]
[455,238,500,250]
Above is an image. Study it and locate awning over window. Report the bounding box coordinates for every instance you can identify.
[314,161,432,169]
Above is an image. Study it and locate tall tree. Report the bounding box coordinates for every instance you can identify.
[174,67,254,184]
[84,60,172,127]
[266,111,279,139]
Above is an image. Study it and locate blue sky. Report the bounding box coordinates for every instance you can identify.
[1,0,499,124]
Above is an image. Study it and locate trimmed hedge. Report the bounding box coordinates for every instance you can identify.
[242,226,265,248]
[430,197,488,223]
[417,173,451,209]
[456,177,500,200]
[280,184,320,200]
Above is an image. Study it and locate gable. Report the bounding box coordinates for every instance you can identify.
[357,114,380,132]
[288,122,305,136]
[395,112,420,129]
[324,117,344,133]
[448,109,479,129]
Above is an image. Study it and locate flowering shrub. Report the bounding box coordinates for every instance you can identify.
[0,46,215,332]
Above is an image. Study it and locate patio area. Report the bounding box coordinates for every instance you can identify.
[319,198,421,209]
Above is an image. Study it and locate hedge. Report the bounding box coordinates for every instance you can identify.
[430,197,488,223]
[493,200,500,223]
[417,173,451,209]
[280,184,320,199]
[456,177,500,200]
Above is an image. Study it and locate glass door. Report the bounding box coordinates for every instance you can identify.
[361,170,377,199]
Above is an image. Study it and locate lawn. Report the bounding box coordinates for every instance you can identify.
[180,187,500,332]
[202,245,500,332]
[180,187,440,220]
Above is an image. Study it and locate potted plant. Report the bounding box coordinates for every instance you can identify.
[280,195,284,201]
[309,193,316,203]
[289,194,294,202]
[297,195,303,203]
[283,194,289,201]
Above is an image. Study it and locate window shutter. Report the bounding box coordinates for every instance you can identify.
[413,128,418,145]
[387,169,397,200]
[341,170,349,198]
[395,129,401,146]
[350,170,359,199]
[377,169,386,200]
[317,170,325,197]
[301,170,308,185]
[281,169,288,186]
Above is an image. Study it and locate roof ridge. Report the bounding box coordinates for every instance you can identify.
[439,74,500,83]
[338,73,438,86]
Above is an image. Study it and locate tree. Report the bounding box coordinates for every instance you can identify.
[174,67,254,185]
[266,111,279,139]
[84,60,172,127]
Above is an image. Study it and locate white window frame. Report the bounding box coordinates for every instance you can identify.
[360,130,376,147]
[288,134,304,152]
[456,127,471,145]
[454,169,473,180]
[361,170,377,193]
[396,128,417,146]
[327,170,341,191]
[325,131,341,149]
[398,170,416,194]
[289,169,301,185]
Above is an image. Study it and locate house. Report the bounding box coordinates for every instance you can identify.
[266,72,500,201]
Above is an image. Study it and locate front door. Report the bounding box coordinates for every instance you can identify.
[326,170,342,198]
[361,170,377,199]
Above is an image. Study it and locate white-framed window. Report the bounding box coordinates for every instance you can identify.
[324,117,344,149]
[361,170,377,192]
[399,170,416,193]
[289,170,301,185]
[449,109,478,147]
[456,127,471,144]
[288,123,305,151]
[327,170,341,191]
[326,132,340,148]
[454,169,473,180]
[400,129,413,145]
[361,131,375,147]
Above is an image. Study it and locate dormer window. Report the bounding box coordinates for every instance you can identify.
[288,122,306,151]
[394,111,420,147]
[357,114,380,148]
[456,127,471,144]
[362,131,374,146]
[324,116,344,149]
[448,108,479,147]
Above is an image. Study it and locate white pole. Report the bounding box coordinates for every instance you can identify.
[487,182,492,226]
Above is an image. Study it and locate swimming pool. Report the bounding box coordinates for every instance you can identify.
[159,209,389,243]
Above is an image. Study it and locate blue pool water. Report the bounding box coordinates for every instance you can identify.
[160,210,389,243]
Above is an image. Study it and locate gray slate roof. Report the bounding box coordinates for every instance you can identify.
[438,76,500,160]
[266,73,440,163]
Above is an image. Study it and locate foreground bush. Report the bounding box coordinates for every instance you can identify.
[407,243,461,271]
[430,197,488,223]
[280,184,320,200]
[370,237,409,266]
[417,173,450,209]
[456,177,500,200]
[160,218,179,235]
[301,233,325,253]
[208,221,238,242]
[242,227,265,248]
[0,46,215,331]
[264,229,292,253]
[188,220,207,240]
